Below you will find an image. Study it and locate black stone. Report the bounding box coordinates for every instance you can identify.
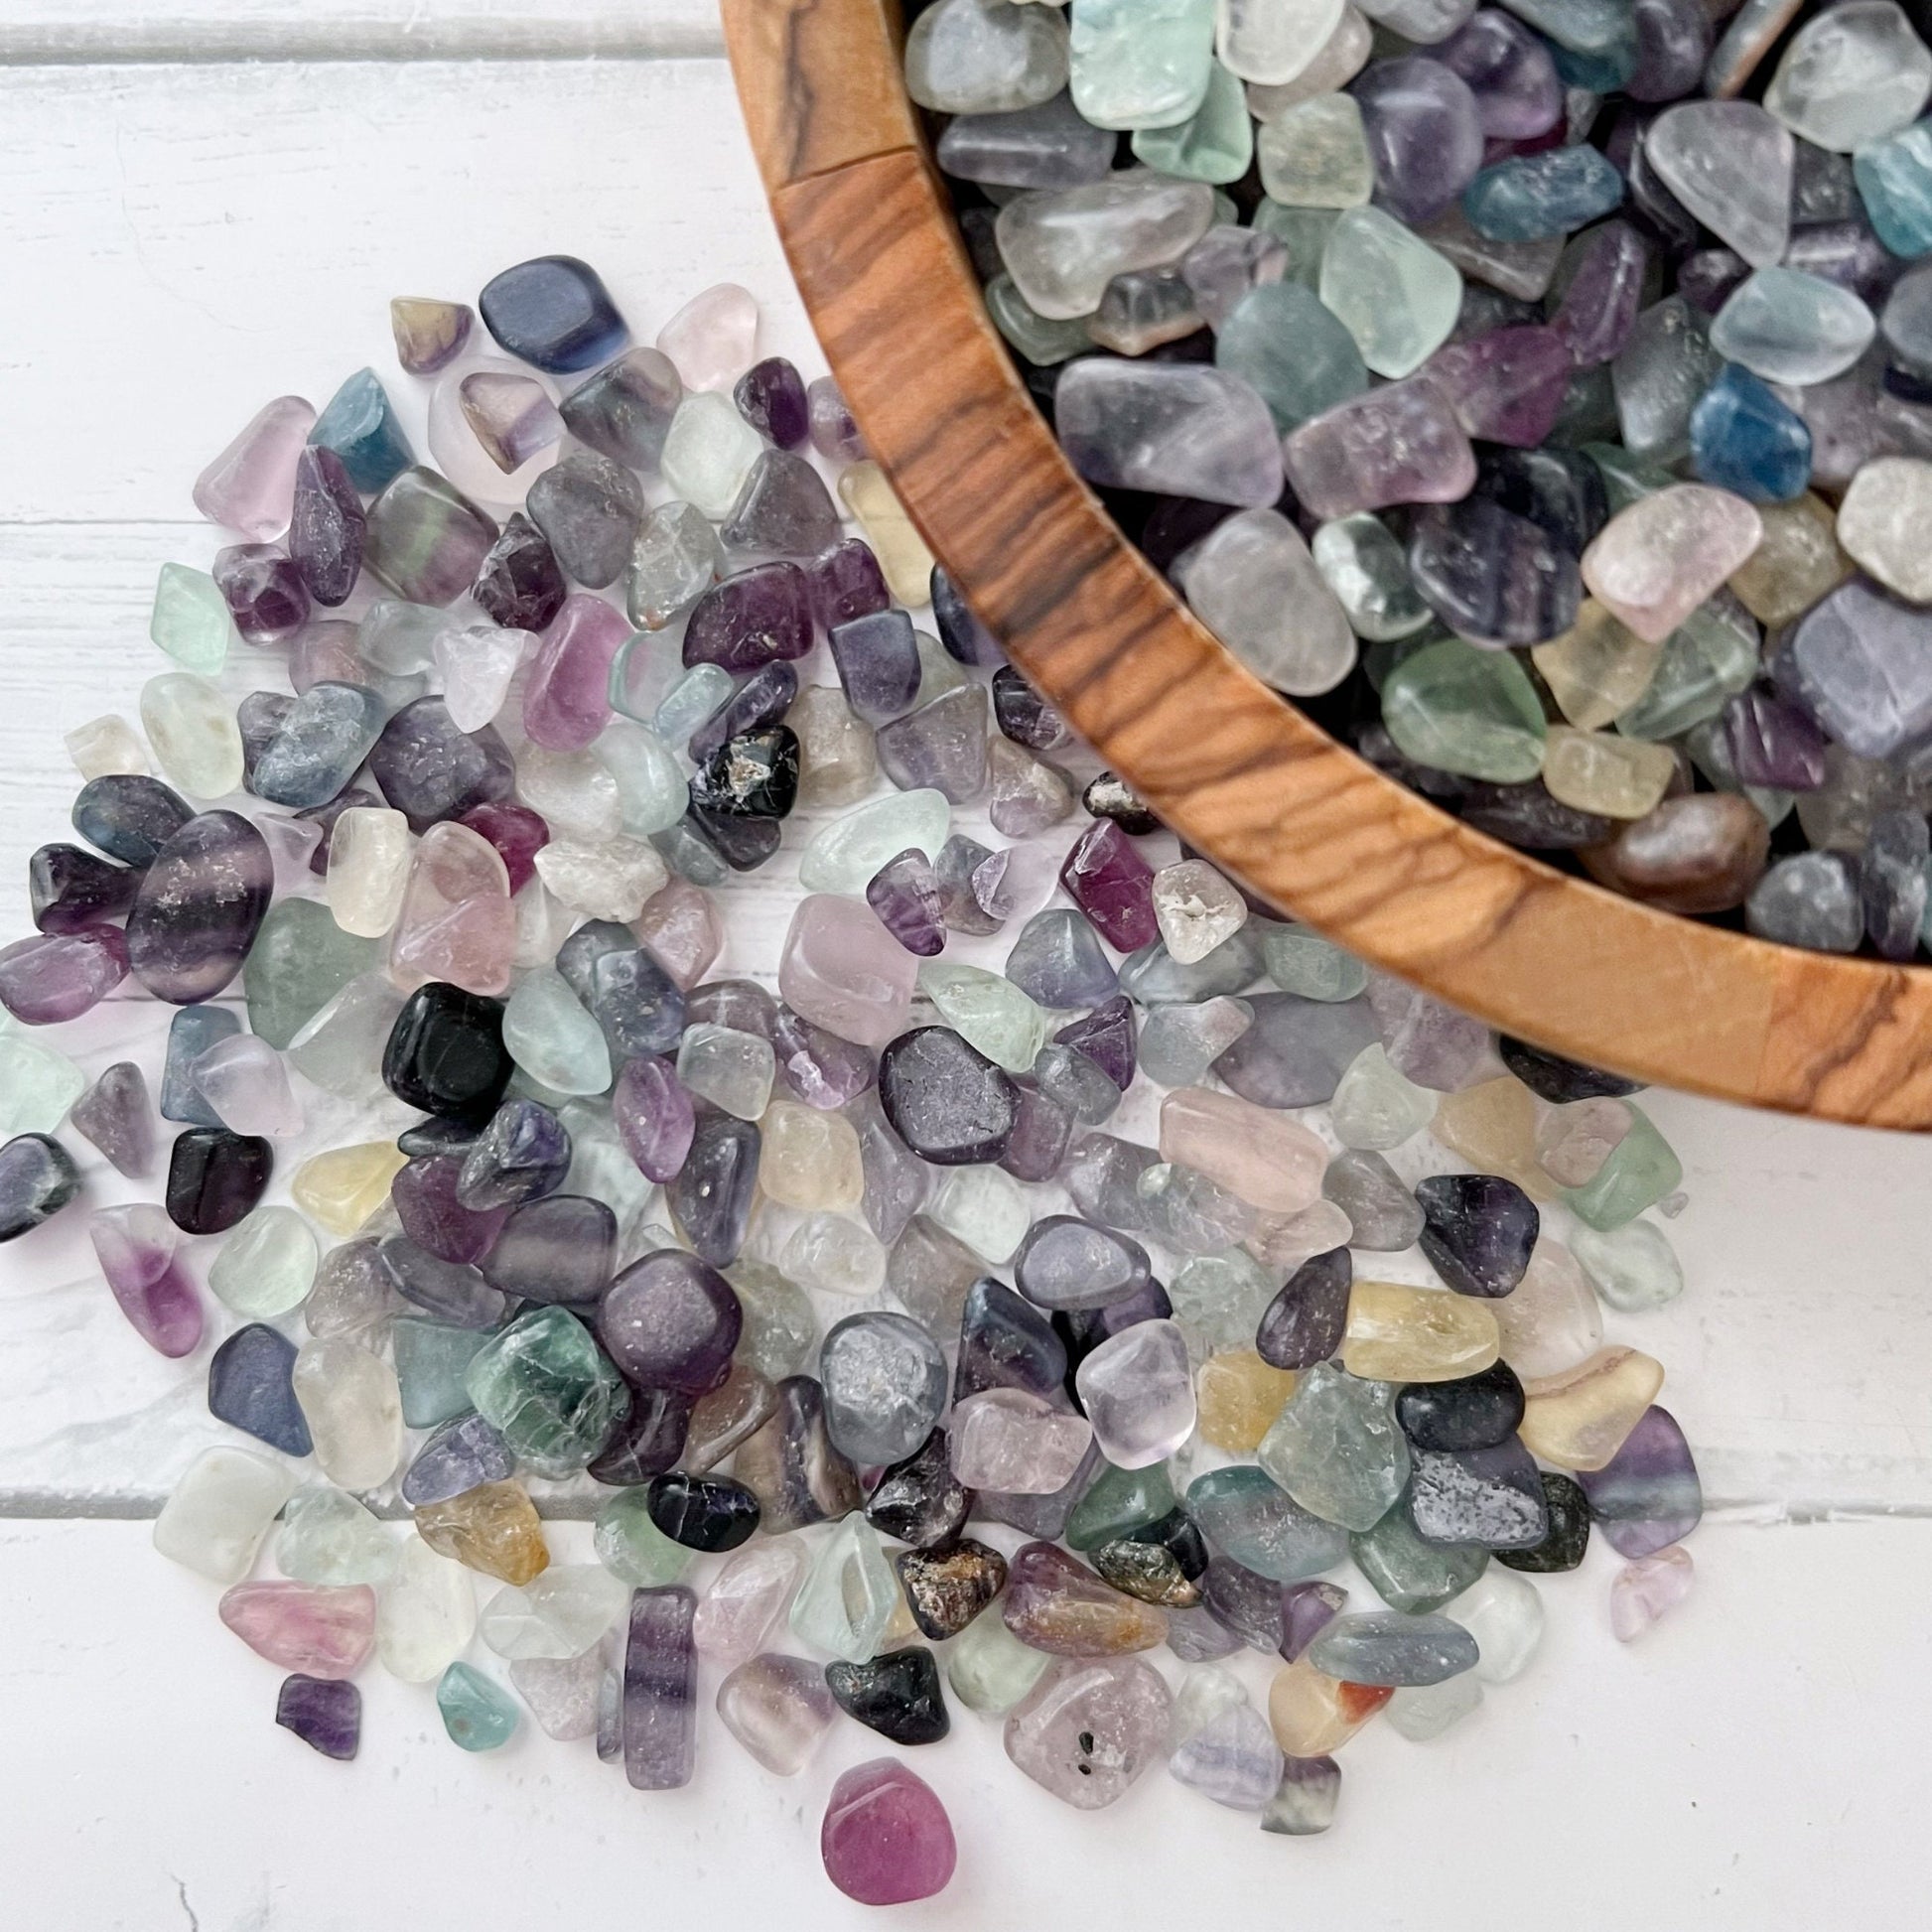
[879,1027,1020,1165]
[1460,780,1617,851]
[688,662,799,762]
[1469,445,1609,557]
[685,803,783,871]
[991,665,1068,751]
[1497,1472,1593,1573]
[473,511,567,630]
[0,1133,80,1242]
[165,1128,272,1234]
[382,982,513,1124]
[645,1471,761,1551]
[1498,1035,1645,1102]
[587,1388,692,1487]
[930,563,1004,666]
[866,1430,973,1549]
[1256,1247,1352,1367]
[688,726,800,819]
[483,1194,617,1306]
[396,1117,483,1159]
[29,843,142,934]
[1407,496,1582,647]
[1092,1533,1201,1606]
[207,1322,313,1455]
[1082,769,1162,835]
[70,774,194,867]
[1415,1173,1540,1297]
[1396,1361,1527,1451]
[895,1539,1008,1638]
[824,1646,950,1745]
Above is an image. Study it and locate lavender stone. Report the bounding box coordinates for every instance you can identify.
[599,1248,743,1393]
[368,697,515,833]
[621,1585,698,1789]
[401,1413,516,1505]
[666,1113,759,1264]
[1575,1405,1702,1557]
[1211,992,1379,1108]
[277,1675,360,1759]
[1256,1248,1352,1369]
[830,609,924,724]
[127,811,273,1006]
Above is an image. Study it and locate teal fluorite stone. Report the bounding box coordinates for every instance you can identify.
[311,367,415,494]
[465,1307,629,1477]
[437,1661,520,1751]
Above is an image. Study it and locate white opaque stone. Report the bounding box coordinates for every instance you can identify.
[659,392,764,519]
[376,1538,479,1682]
[192,1034,305,1138]
[66,714,150,779]
[655,283,759,392]
[328,806,412,936]
[434,621,532,732]
[152,1446,295,1584]
[1074,1318,1196,1467]
[292,1338,404,1491]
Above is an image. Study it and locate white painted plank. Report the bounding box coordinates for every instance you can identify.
[0,1,723,61]
[4,1514,1928,1927]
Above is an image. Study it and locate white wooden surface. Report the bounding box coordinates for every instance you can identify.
[0,9,1929,1927]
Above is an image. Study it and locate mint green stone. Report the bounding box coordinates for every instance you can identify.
[788,1515,897,1663]
[1318,206,1462,378]
[987,275,1095,367]
[243,898,381,1050]
[1569,1218,1684,1311]
[930,1165,1031,1265]
[1382,638,1548,782]
[797,787,950,893]
[1312,515,1435,642]
[1250,203,1337,287]
[947,1607,1050,1713]
[502,967,613,1097]
[437,1661,520,1751]
[150,563,234,674]
[593,1486,693,1587]
[1562,1104,1682,1231]
[915,629,968,704]
[1257,93,1373,208]
[1613,600,1759,741]
[1215,281,1367,429]
[1258,1362,1408,1532]
[0,1025,87,1135]
[654,663,734,744]
[464,1308,629,1479]
[1169,1247,1275,1353]
[917,961,1047,1073]
[394,1316,494,1428]
[1069,0,1216,132]
[1262,925,1370,1002]
[276,1487,397,1586]
[1064,1460,1175,1551]
[602,721,690,836]
[207,1207,319,1319]
[1351,1503,1488,1613]
[1132,58,1253,183]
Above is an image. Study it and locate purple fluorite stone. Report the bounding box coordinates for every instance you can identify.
[999,1076,1075,1183]
[1721,686,1829,791]
[1415,1173,1539,1296]
[474,512,567,631]
[720,450,842,559]
[866,849,948,956]
[213,543,310,645]
[735,355,810,448]
[1213,993,1380,1108]
[1059,821,1158,952]
[599,1249,742,1393]
[165,1128,272,1235]
[391,1155,510,1265]
[1427,326,1574,448]
[1256,1248,1352,1368]
[622,1585,698,1790]
[523,594,627,751]
[376,1234,508,1329]
[29,843,142,934]
[1551,221,1651,367]
[71,1061,155,1178]
[368,697,516,833]
[126,810,272,1006]
[1408,496,1582,645]
[457,1099,572,1210]
[614,1053,697,1182]
[931,565,1005,667]
[667,1113,761,1264]
[1783,581,1932,759]
[1054,995,1137,1090]
[1576,1405,1702,1557]
[771,1004,878,1109]
[276,1674,360,1759]
[90,1204,203,1356]
[207,1322,312,1455]
[483,1194,617,1307]
[806,538,892,631]
[1284,378,1477,520]
[1627,0,1711,103]
[288,444,365,607]
[0,1134,80,1242]
[1355,57,1486,227]
[875,686,991,802]
[401,1412,517,1504]
[589,1385,694,1485]
[821,1759,956,1906]
[682,562,814,671]
[878,1027,1019,1166]
[955,1277,1066,1401]
[991,665,1069,752]
[71,773,193,868]
[1436,12,1562,139]
[830,609,923,724]
[0,926,127,1025]
[557,923,685,1058]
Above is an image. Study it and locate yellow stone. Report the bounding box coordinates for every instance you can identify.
[1542,726,1677,819]
[757,1099,865,1211]
[883,1577,921,1648]
[1267,1657,1392,1756]
[1196,1349,1299,1453]
[1340,1280,1499,1382]
[1530,601,1664,730]
[415,1480,550,1586]
[838,461,934,606]
[291,1141,408,1236]
[1519,1345,1664,1470]
[1727,492,1850,627]
[1430,1077,1558,1199]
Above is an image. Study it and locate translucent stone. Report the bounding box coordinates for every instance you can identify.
[1533,1095,1632,1187]
[939,90,1116,190]
[1343,1281,1500,1382]
[1542,726,1677,819]
[1609,1544,1693,1641]
[820,1310,949,1464]
[417,1480,549,1586]
[1530,602,1664,731]
[1856,118,1932,257]
[1563,1104,1681,1228]
[1319,207,1462,379]
[293,1338,404,1490]
[1569,1218,1683,1313]
[1324,1150,1424,1250]
[951,1389,1093,1493]
[323,806,410,938]
[1174,508,1356,694]
[1072,1318,1194,1468]
[1385,1672,1482,1739]
[1284,377,1477,519]
[1261,1751,1343,1831]
[998,174,1216,320]
[65,714,149,780]
[788,686,880,811]
[1257,92,1371,207]
[916,961,1047,1075]
[1582,485,1763,644]
[1382,637,1547,781]
[1329,1043,1433,1149]
[930,1164,1033,1263]
[592,1489,691,1588]
[1837,458,1932,605]
[1748,851,1863,950]
[711,1652,835,1776]
[389,821,515,997]
[480,1566,627,1666]
[1158,1086,1325,1212]
[1266,1657,1391,1756]
[1518,1345,1664,1471]
[789,1515,897,1663]
[1216,282,1368,431]
[1057,360,1283,508]
[693,1538,804,1667]
[207,1205,317,1317]
[376,1538,480,1682]
[1068,0,1215,130]
[1764,3,1931,153]
[1139,996,1254,1086]
[140,673,243,798]
[153,1447,294,1584]
[1311,514,1433,641]
[1644,101,1792,268]
[194,394,316,541]
[288,974,406,1098]
[1217,0,1344,83]
[150,563,234,675]
[838,464,935,607]
[1710,268,1875,388]
[1244,1,1369,109]
[1258,1361,1409,1530]
[905,0,1070,113]
[949,1604,1051,1713]
[278,1488,395,1587]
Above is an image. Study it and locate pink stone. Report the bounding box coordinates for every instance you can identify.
[656,284,759,394]
[777,896,919,1049]
[522,594,630,752]
[1282,378,1477,521]
[632,880,723,990]
[1059,820,1159,952]
[1157,1086,1327,1214]
[193,395,318,541]
[1609,1544,1694,1642]
[693,1538,805,1667]
[820,1758,957,1906]
[1581,486,1764,645]
[217,1581,377,1678]
[388,820,515,996]
[0,926,128,1025]
[614,1053,696,1182]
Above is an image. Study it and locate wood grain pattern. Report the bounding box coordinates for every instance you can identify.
[723,0,1932,1132]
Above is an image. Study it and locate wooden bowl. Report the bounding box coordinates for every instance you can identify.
[721,0,1932,1131]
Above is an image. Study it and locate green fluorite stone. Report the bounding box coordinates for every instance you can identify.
[1250,203,1336,287]
[243,898,380,1049]
[988,275,1095,367]
[1382,638,1548,782]
[277,1487,396,1586]
[465,1307,629,1478]
[593,1486,693,1587]
[1064,1460,1174,1550]
[0,1026,87,1136]
[1318,206,1461,379]
[1258,1362,1409,1532]
[1215,281,1367,430]
[1131,58,1253,183]
[1069,0,1216,133]
[437,1661,520,1751]
[394,1317,495,1429]
[917,961,1048,1074]
[1263,925,1370,1001]
[502,967,613,1097]
[788,1515,897,1663]
[1169,1248,1275,1352]
[1562,1105,1682,1230]
[1613,601,1759,740]
[1352,1502,1489,1613]
[150,563,234,675]
[947,1607,1050,1713]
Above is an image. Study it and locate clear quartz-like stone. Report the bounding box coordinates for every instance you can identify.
[1644,102,1792,268]
[1175,508,1356,694]
[905,0,1071,114]
[1764,3,1932,153]
[998,174,1217,320]
[1319,207,1462,379]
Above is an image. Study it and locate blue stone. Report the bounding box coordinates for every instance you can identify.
[479,255,628,373]
[400,1412,516,1506]
[1463,146,1624,243]
[160,1004,240,1127]
[1689,364,1812,503]
[438,1661,520,1751]
[207,1322,313,1455]
[1856,120,1932,261]
[311,368,415,494]
[1546,25,1636,91]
